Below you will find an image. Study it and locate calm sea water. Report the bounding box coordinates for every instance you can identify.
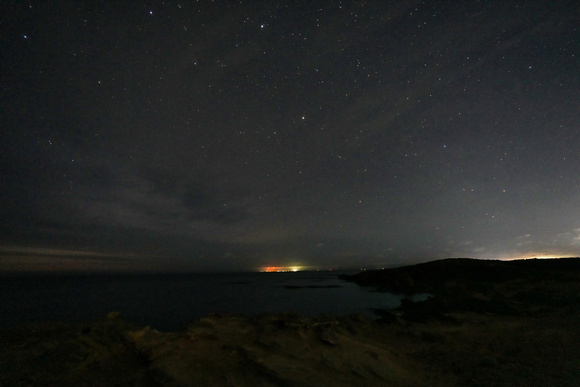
[0,271,421,331]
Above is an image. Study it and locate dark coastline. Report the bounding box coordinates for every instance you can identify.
[341,257,580,292]
[342,257,580,323]
[2,258,580,386]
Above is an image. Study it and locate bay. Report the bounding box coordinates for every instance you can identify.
[0,271,420,331]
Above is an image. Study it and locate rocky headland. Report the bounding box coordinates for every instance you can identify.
[1,258,579,386]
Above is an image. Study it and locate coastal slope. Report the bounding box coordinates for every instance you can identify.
[1,258,579,386]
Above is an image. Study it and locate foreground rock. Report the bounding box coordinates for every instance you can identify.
[128,313,426,386]
[0,312,155,386]
[0,312,430,386]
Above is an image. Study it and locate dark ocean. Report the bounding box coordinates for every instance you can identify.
[0,271,425,331]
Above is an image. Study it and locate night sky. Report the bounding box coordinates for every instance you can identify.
[2,1,579,273]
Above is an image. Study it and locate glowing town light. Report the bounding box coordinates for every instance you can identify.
[260,265,303,272]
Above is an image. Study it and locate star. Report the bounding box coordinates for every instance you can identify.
[2,1,578,272]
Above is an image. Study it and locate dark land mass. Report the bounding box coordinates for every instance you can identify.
[1,258,580,386]
[283,285,342,289]
[343,257,580,321]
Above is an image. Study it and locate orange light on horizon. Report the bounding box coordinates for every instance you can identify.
[507,256,571,260]
[260,266,302,272]
[499,253,578,261]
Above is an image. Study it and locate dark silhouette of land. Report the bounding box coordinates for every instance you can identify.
[343,257,580,320]
[1,258,579,386]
